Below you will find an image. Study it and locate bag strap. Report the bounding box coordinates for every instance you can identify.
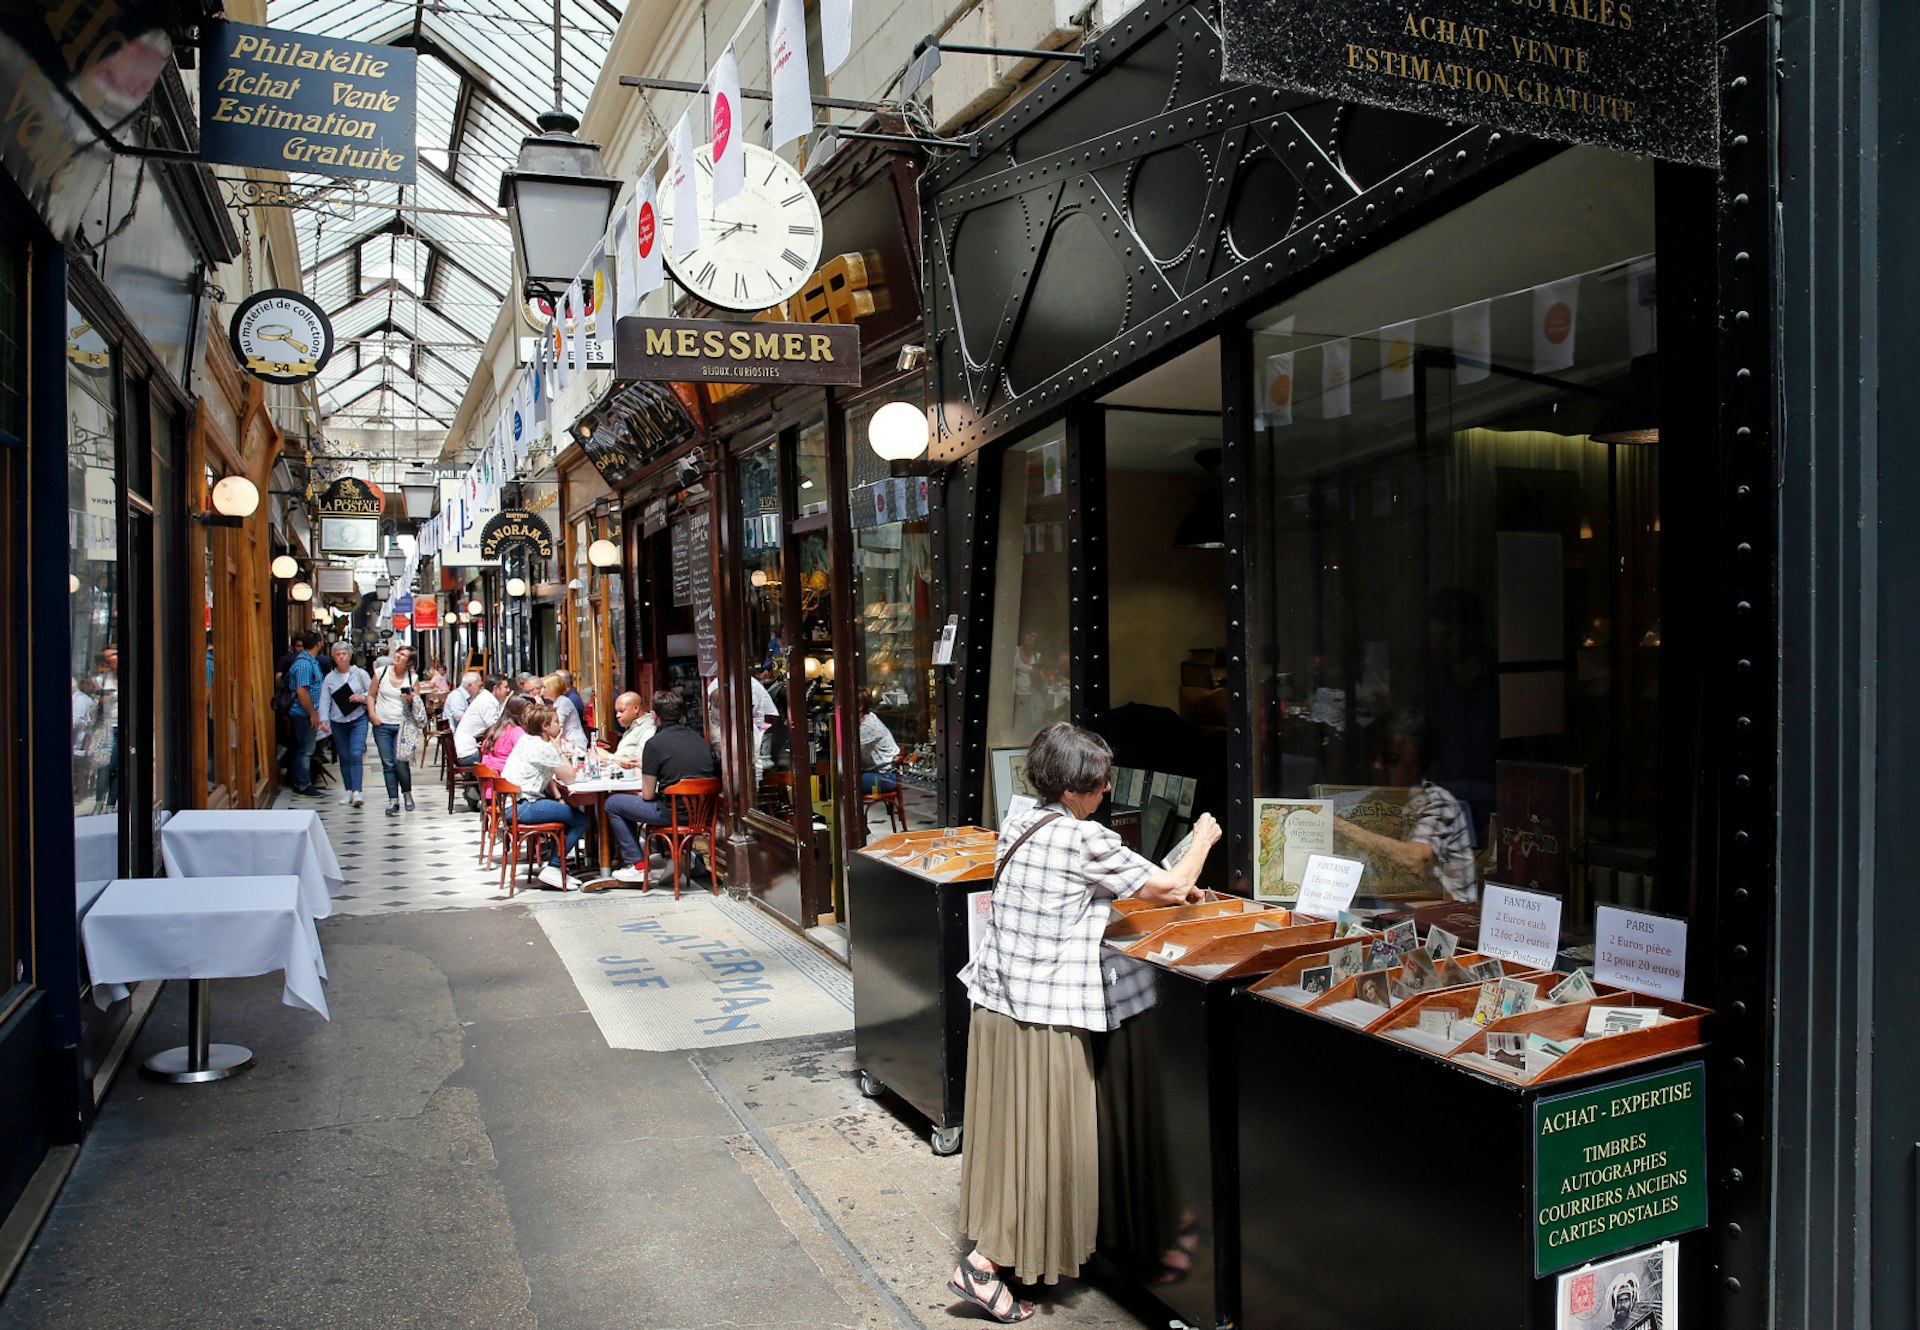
[993,810,1063,890]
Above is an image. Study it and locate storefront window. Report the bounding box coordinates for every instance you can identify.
[738,441,788,812]
[985,426,1069,823]
[845,392,937,834]
[68,307,121,890]
[1244,149,1660,914]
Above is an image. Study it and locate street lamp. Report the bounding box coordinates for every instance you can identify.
[466,598,484,616]
[290,580,313,602]
[400,469,438,520]
[270,554,299,579]
[384,546,407,579]
[506,576,529,597]
[498,112,621,302]
[868,401,931,461]
[587,537,619,568]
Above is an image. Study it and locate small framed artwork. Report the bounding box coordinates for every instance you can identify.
[990,747,1035,827]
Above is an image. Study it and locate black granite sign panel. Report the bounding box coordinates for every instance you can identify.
[1220,0,1716,167]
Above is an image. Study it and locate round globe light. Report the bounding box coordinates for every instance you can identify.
[270,554,299,579]
[587,538,619,568]
[803,655,821,679]
[210,474,261,518]
[68,573,79,594]
[290,581,313,602]
[466,598,483,616]
[506,576,529,597]
[868,401,929,462]
[750,568,768,588]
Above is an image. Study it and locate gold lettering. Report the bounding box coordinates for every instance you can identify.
[782,333,804,359]
[676,329,699,356]
[728,331,752,358]
[645,328,673,356]
[809,334,833,361]
[754,332,781,358]
[702,330,725,357]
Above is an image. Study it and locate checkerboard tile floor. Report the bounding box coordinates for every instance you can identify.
[276,756,534,916]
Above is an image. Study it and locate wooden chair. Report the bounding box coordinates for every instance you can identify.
[475,764,501,866]
[441,727,482,813]
[647,778,722,900]
[491,777,569,897]
[862,762,908,834]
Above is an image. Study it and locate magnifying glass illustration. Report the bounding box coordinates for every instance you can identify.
[255,324,312,356]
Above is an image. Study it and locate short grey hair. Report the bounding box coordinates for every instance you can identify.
[1023,723,1113,802]
[460,670,482,689]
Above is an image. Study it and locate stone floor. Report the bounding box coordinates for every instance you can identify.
[0,769,1167,1330]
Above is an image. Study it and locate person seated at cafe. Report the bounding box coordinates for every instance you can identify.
[596,692,653,770]
[604,690,717,885]
[857,688,900,795]
[498,702,589,891]
[1329,708,1479,902]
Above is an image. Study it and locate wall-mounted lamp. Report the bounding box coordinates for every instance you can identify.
[271,554,299,579]
[194,475,260,527]
[587,538,620,568]
[384,547,407,579]
[466,598,484,616]
[506,576,529,597]
[868,401,930,461]
[290,580,314,602]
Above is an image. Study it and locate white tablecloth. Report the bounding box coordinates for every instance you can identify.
[558,776,642,794]
[82,876,329,1018]
[162,809,344,920]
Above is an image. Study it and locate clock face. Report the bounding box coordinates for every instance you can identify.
[658,142,825,312]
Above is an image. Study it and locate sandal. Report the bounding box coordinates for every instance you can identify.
[948,1255,1035,1323]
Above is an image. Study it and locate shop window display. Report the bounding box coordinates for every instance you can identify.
[1245,150,1662,921]
[737,438,794,813]
[985,428,1070,822]
[68,308,122,893]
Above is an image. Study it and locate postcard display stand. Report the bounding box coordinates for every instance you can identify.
[847,828,999,1154]
[1232,976,1714,1330]
[1092,898,1361,1330]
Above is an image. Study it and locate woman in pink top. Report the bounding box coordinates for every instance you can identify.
[478,695,531,800]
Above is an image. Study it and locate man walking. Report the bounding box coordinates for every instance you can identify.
[603,690,715,885]
[453,674,509,810]
[286,630,327,797]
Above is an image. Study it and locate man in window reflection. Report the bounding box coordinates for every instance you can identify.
[1331,709,1478,902]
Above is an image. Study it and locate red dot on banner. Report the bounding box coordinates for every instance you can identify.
[1270,373,1293,407]
[637,203,656,258]
[714,95,732,159]
[1544,301,1573,345]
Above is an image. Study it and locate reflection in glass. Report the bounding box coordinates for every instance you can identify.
[987,429,1070,780]
[68,322,120,893]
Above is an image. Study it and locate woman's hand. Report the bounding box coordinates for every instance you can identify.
[1191,812,1223,851]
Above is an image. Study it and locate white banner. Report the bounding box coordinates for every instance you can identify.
[711,43,744,205]
[1533,276,1579,373]
[634,172,664,299]
[611,206,638,317]
[1320,338,1351,419]
[766,0,811,147]
[569,279,588,375]
[670,113,699,257]
[822,0,852,73]
[1379,319,1416,401]
[1452,300,1491,385]
[1261,352,1294,428]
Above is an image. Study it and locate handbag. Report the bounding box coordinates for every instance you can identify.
[393,671,427,761]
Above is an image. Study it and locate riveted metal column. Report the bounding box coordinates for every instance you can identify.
[938,452,1003,826]
[1221,334,1256,897]
[1066,406,1108,735]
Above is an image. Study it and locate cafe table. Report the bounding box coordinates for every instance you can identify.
[554,772,644,882]
[161,808,344,920]
[82,875,328,1084]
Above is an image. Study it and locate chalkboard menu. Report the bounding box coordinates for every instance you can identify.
[683,509,718,677]
[671,520,693,606]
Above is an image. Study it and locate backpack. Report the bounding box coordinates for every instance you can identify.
[272,668,295,718]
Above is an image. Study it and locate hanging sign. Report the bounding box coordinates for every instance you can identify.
[413,599,440,630]
[391,614,411,631]
[576,381,700,488]
[616,316,861,385]
[1219,0,1716,168]
[478,508,555,561]
[229,289,335,384]
[199,20,417,183]
[314,477,385,554]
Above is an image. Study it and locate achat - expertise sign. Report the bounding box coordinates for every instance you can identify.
[1220,0,1716,168]
[199,20,416,183]
[615,316,861,386]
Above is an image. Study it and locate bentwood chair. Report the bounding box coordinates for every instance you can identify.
[646,778,722,900]
[441,728,482,813]
[475,764,501,867]
[491,777,569,897]
[862,762,908,834]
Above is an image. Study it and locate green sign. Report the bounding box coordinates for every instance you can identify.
[1533,1061,1706,1276]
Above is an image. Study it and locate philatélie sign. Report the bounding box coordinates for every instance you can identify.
[229,288,335,384]
[199,20,417,183]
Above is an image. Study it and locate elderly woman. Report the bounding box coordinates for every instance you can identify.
[949,723,1221,1322]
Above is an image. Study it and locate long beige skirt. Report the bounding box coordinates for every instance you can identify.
[958,1006,1099,1284]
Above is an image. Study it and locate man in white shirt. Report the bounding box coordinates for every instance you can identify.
[596,692,654,771]
[445,671,482,726]
[452,675,509,810]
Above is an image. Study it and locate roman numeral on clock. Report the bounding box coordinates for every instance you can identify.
[780,248,807,268]
[781,192,805,208]
[788,223,815,236]
[734,273,749,302]
[697,260,717,287]
[696,155,712,175]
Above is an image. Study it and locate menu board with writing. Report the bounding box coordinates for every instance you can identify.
[671,520,693,606]
[684,508,718,677]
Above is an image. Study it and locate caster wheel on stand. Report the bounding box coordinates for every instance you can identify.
[856,1069,886,1098]
[930,1125,963,1156]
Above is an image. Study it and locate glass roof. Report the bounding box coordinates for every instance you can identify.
[267,0,624,440]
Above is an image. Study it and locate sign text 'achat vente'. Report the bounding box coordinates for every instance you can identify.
[616,317,861,386]
[199,20,417,183]
[1220,0,1716,169]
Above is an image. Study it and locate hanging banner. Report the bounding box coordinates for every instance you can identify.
[766,0,811,148]
[1219,0,1715,168]
[822,0,853,74]
[479,508,556,561]
[635,173,665,299]
[413,598,440,630]
[229,289,335,384]
[669,114,699,257]
[613,206,640,317]
[711,43,745,205]
[199,20,417,183]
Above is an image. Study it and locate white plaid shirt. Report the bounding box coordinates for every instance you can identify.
[959,802,1156,1031]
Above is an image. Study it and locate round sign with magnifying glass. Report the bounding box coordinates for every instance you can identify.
[230,289,335,385]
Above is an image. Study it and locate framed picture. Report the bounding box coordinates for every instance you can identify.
[1252,797,1335,903]
[990,747,1034,827]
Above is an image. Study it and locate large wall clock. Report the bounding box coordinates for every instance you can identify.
[658,142,824,312]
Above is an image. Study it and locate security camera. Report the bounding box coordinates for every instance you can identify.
[675,454,701,489]
[897,344,926,371]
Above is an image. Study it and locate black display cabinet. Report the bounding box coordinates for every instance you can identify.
[1232,988,1714,1330]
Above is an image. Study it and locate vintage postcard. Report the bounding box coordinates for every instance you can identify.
[1402,948,1440,988]
[1252,798,1334,903]
[1547,969,1599,1006]
[1417,1008,1457,1040]
[1354,970,1393,1007]
[1329,942,1365,985]
[1584,1005,1665,1038]
[1365,940,1397,971]
[1383,919,1419,956]
[1497,977,1539,1019]
[1554,1241,1676,1330]
[1467,957,1506,982]
[1299,964,1334,995]
[1486,1031,1528,1072]
[1472,981,1505,1026]
[1425,924,1461,959]
[1438,958,1475,987]
[1528,1032,1575,1059]
[1388,974,1418,1004]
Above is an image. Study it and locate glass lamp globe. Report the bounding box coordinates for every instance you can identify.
[506,576,529,597]
[587,538,619,568]
[271,554,299,579]
[868,401,930,461]
[211,475,261,518]
[750,568,768,588]
[466,598,483,616]
[290,581,313,602]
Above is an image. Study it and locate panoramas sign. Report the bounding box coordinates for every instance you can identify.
[229,289,335,384]
[478,508,556,562]
[1533,1061,1707,1275]
[199,20,417,183]
[1220,0,1716,168]
[615,316,861,386]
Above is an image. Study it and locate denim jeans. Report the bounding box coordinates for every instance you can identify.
[605,791,671,867]
[860,769,899,795]
[516,798,588,868]
[331,714,369,791]
[291,712,318,790]
[369,722,413,799]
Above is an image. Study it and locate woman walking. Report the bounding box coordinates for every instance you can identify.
[319,642,371,807]
[370,645,421,816]
[498,702,590,890]
[949,723,1221,1322]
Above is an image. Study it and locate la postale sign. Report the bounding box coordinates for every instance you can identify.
[615,316,861,386]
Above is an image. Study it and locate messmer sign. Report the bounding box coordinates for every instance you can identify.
[615,316,861,385]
